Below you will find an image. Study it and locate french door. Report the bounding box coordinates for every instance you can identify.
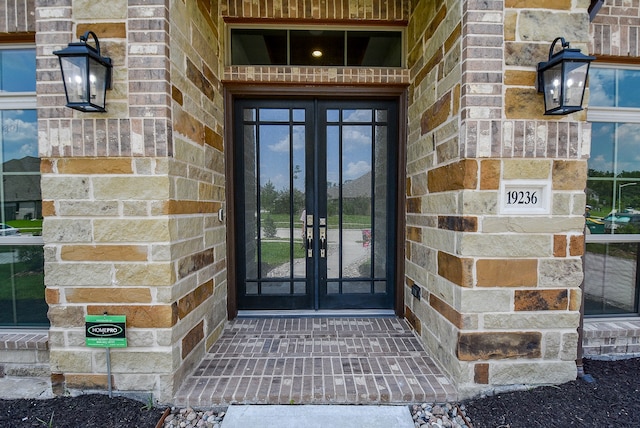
[234,98,398,310]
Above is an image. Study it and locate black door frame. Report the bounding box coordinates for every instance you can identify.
[224,84,408,318]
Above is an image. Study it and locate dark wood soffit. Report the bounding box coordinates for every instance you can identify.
[0,33,35,43]
[594,55,640,66]
[223,17,408,27]
[223,82,408,99]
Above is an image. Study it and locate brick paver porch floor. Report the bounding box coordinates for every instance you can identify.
[173,317,457,407]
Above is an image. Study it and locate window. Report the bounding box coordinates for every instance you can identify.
[0,45,46,327]
[585,65,640,316]
[230,27,403,67]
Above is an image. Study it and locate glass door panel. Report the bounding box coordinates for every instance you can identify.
[235,99,397,310]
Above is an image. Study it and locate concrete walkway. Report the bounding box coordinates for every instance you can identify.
[0,376,53,399]
[220,404,415,428]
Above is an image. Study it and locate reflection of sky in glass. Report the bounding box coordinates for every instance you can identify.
[2,110,38,163]
[0,49,36,92]
[590,122,640,176]
[590,67,640,108]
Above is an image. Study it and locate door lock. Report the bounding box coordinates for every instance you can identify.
[305,214,314,257]
[319,217,327,258]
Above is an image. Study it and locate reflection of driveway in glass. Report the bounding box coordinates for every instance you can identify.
[265,228,370,278]
[585,252,636,311]
[0,251,18,264]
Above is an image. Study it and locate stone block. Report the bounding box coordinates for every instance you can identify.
[182,321,204,359]
[49,350,92,372]
[61,245,148,262]
[178,280,214,319]
[503,159,551,180]
[457,332,542,361]
[56,158,133,175]
[438,251,473,288]
[65,287,152,304]
[429,294,463,328]
[41,176,91,200]
[115,263,175,286]
[518,11,589,44]
[483,312,580,329]
[459,289,512,313]
[505,87,545,119]
[514,289,569,311]
[65,374,112,390]
[43,219,93,243]
[73,0,128,19]
[92,176,170,200]
[96,350,175,374]
[480,160,500,190]
[428,159,478,193]
[47,306,85,328]
[56,201,119,217]
[477,259,537,287]
[474,363,489,384]
[490,361,577,385]
[459,234,551,257]
[45,263,112,286]
[553,160,588,191]
[87,304,177,329]
[538,259,583,288]
[94,219,170,242]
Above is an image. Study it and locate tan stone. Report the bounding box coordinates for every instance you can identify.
[56,201,119,217]
[94,219,170,242]
[505,70,536,87]
[47,306,85,328]
[428,159,478,193]
[96,351,175,373]
[66,374,112,390]
[43,219,93,243]
[45,263,112,286]
[178,280,214,319]
[92,176,170,200]
[65,287,152,304]
[61,245,148,261]
[490,361,577,385]
[553,161,588,191]
[482,216,585,234]
[459,289,512,313]
[554,235,567,257]
[483,312,580,329]
[503,159,551,180]
[49,350,92,373]
[87,304,177,328]
[438,251,473,288]
[41,176,90,200]
[569,235,584,256]
[182,321,204,359]
[505,0,572,10]
[114,263,175,286]
[477,259,537,287]
[505,87,546,119]
[480,160,500,190]
[459,234,551,257]
[56,158,133,174]
[429,294,463,328]
[73,0,128,19]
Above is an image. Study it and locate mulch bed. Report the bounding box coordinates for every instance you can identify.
[0,357,637,427]
[464,357,640,427]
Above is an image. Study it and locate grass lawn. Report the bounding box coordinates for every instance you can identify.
[260,241,305,266]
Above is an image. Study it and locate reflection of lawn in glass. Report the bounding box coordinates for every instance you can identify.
[262,214,371,228]
[260,241,305,266]
[0,260,47,326]
[6,219,43,234]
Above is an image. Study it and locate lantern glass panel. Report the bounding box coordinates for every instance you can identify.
[89,56,108,109]
[564,61,589,107]
[59,55,88,104]
[542,64,563,111]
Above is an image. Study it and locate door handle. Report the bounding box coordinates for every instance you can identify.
[306,214,314,257]
[319,217,327,258]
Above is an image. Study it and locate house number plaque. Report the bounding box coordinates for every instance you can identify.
[499,180,551,215]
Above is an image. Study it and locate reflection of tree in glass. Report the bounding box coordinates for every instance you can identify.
[263,216,277,238]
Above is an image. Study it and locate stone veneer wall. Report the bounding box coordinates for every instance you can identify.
[405,0,591,398]
[36,0,225,402]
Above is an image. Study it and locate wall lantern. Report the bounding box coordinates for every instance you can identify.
[537,37,595,115]
[53,31,112,113]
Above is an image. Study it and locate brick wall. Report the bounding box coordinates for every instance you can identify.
[590,0,640,56]
[0,0,34,33]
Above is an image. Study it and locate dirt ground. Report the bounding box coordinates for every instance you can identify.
[0,357,637,427]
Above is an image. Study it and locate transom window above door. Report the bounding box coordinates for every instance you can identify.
[229,27,403,67]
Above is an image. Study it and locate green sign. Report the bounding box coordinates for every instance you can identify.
[85,315,127,348]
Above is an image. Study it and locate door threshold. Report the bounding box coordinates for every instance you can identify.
[237,309,396,318]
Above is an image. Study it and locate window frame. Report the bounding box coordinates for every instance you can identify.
[586,62,640,318]
[226,24,406,68]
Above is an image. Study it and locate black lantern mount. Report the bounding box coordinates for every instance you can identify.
[537,37,595,116]
[53,31,112,113]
